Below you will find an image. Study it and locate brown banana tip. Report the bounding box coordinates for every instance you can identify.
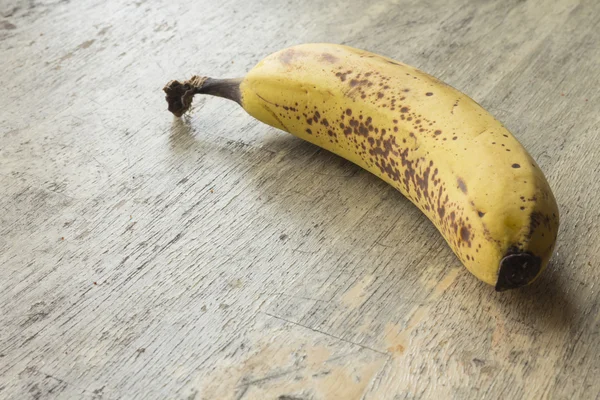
[495,252,541,291]
[163,76,208,117]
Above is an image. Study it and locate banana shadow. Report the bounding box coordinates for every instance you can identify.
[494,255,578,333]
[250,134,576,324]
[168,119,577,333]
[256,135,578,334]
[168,113,204,153]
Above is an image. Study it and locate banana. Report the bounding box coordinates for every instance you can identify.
[163,43,559,291]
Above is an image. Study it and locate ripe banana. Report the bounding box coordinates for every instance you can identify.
[163,43,559,291]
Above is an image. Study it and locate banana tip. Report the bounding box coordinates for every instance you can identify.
[495,252,541,291]
[163,76,208,117]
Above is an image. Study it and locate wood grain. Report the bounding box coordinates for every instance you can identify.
[1,0,599,398]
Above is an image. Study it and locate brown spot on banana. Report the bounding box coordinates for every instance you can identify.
[320,53,338,63]
[457,178,467,194]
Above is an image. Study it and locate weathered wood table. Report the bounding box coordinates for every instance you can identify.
[1,0,599,398]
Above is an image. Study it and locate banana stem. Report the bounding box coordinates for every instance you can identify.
[163,76,242,117]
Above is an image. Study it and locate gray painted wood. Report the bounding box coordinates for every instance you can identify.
[1,0,599,398]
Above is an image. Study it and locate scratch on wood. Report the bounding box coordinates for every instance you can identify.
[262,312,386,356]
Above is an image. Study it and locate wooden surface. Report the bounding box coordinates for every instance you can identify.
[1,0,599,398]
